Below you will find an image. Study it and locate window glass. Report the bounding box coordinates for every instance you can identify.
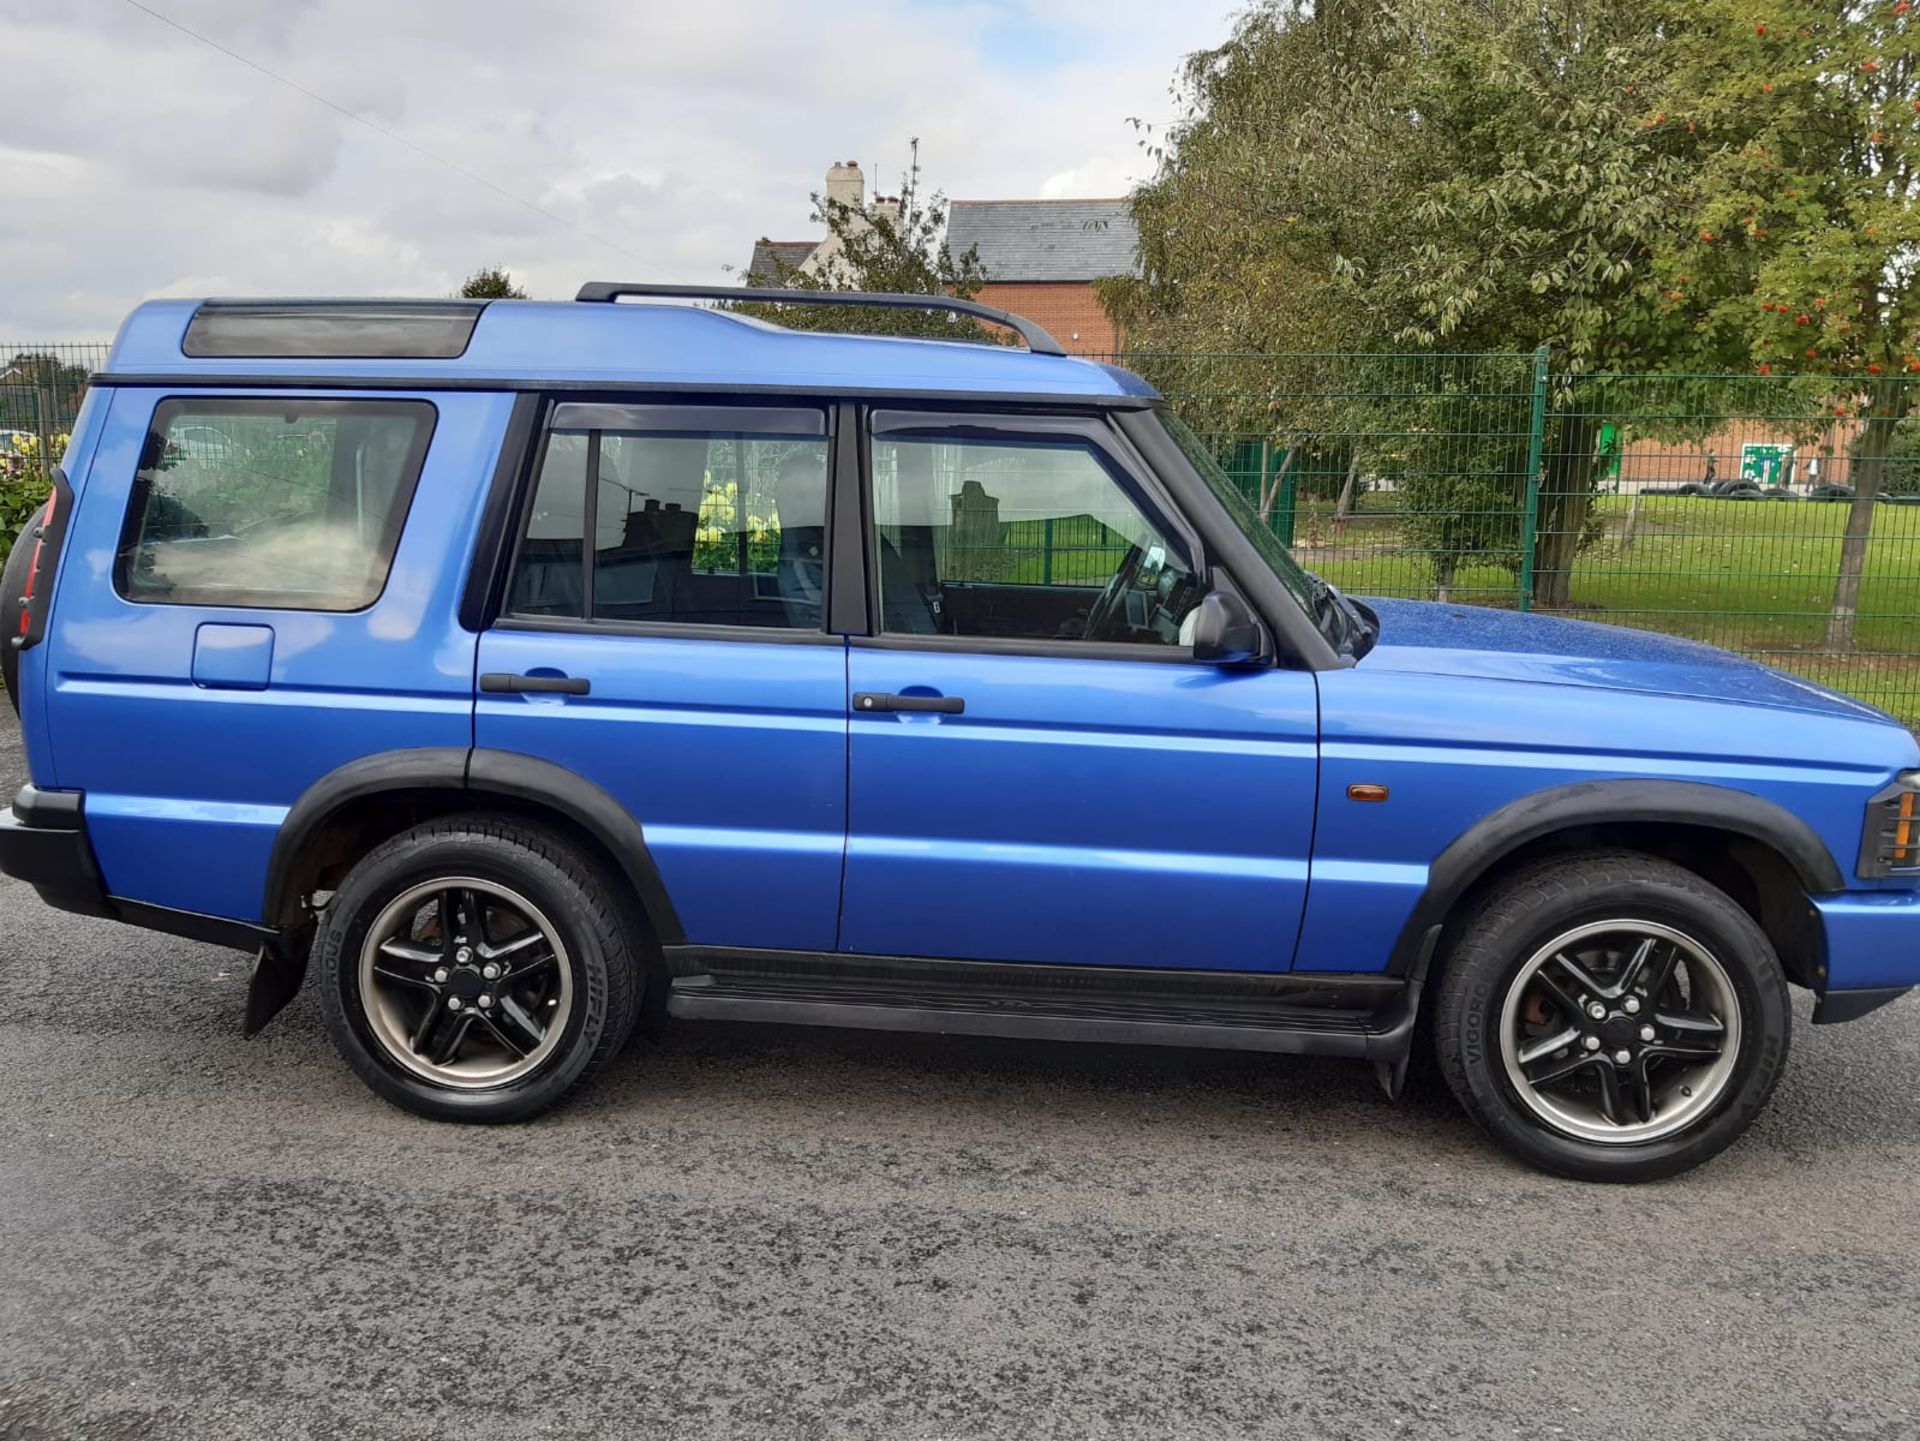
[870,434,1206,646]
[506,425,828,629]
[117,398,432,611]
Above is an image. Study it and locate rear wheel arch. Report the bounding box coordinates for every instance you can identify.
[265,748,684,950]
[1396,780,1842,989]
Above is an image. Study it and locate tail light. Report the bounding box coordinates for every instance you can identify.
[15,468,72,655]
[1858,772,1920,878]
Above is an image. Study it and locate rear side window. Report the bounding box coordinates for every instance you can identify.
[117,398,434,611]
[505,404,828,631]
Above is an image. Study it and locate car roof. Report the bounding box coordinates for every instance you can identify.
[102,298,1159,405]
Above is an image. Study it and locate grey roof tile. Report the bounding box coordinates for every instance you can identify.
[945,199,1139,282]
[744,239,821,284]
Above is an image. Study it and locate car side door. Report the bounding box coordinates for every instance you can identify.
[475,400,849,951]
[840,408,1319,971]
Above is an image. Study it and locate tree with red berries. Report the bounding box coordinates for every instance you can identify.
[1653,1,1920,648]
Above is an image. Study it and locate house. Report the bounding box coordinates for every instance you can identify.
[946,198,1137,356]
[740,162,1140,356]
[742,162,902,288]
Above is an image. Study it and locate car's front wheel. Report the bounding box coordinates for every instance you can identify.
[317,815,644,1122]
[1433,851,1790,1182]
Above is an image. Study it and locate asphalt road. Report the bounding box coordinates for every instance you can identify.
[2,710,1919,1441]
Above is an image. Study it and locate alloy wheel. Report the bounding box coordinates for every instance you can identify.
[1498,919,1741,1144]
[357,876,573,1089]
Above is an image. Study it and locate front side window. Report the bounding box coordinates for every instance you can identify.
[506,411,828,630]
[117,398,433,611]
[870,432,1207,646]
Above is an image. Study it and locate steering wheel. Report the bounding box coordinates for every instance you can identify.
[1082,543,1146,642]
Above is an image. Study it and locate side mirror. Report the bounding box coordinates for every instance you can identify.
[1190,591,1262,665]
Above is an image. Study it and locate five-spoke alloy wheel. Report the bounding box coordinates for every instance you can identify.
[358,877,574,1089]
[319,816,644,1123]
[1435,851,1790,1182]
[1498,920,1740,1143]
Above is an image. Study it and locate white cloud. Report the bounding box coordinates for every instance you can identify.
[0,0,1241,337]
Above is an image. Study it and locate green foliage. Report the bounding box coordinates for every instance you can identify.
[1110,0,1701,602]
[457,266,527,299]
[0,430,66,554]
[738,141,996,342]
[0,468,49,554]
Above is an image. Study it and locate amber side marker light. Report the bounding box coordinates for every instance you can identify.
[1347,783,1390,803]
[1859,774,1920,878]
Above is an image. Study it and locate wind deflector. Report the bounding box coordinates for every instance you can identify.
[182,301,484,359]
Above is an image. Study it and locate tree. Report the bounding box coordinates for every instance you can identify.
[457,266,527,299]
[1650,1,1920,649]
[1108,1,1701,607]
[740,140,993,342]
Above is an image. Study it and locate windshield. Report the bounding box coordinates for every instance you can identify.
[1160,411,1319,607]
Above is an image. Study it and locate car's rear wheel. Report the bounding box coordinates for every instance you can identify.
[1434,851,1790,1182]
[318,815,643,1122]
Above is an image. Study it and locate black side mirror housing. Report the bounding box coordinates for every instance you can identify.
[1190,591,1263,665]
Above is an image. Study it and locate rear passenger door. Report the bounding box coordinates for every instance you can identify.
[475,401,848,952]
[45,387,500,923]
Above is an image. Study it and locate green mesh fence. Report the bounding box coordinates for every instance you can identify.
[7,337,1919,725]
[1109,349,1920,727]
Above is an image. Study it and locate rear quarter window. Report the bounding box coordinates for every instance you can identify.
[116,397,434,611]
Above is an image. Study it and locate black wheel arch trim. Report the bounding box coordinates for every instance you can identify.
[1389,778,1848,975]
[263,746,685,944]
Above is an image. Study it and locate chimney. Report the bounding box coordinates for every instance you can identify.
[825,160,864,211]
[872,195,901,224]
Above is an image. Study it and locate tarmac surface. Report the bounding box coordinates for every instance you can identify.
[1,708,1918,1440]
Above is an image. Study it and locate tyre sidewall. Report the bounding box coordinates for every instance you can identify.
[319,827,619,1123]
[1449,870,1789,1182]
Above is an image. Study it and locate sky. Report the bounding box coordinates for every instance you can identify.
[0,0,1245,339]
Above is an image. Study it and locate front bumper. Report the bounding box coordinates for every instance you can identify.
[1813,888,1920,1024]
[0,785,112,918]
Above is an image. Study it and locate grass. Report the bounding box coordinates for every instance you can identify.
[943,491,1919,724]
[1299,492,1920,724]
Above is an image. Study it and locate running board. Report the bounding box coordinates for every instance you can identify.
[662,951,1421,1065]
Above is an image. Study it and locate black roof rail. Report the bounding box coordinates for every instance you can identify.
[574,281,1068,358]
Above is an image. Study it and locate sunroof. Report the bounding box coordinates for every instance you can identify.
[182,301,484,359]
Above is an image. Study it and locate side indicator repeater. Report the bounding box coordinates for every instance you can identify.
[1347,783,1390,803]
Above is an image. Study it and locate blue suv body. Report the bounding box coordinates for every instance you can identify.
[3,286,1916,1180]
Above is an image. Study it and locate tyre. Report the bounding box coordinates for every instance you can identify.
[318,815,644,1123]
[1433,851,1790,1182]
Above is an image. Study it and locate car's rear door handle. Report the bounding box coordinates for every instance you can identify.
[853,691,964,714]
[481,672,591,695]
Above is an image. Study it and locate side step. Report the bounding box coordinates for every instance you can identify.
[663,954,1420,1064]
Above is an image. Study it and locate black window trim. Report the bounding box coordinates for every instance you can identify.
[114,393,438,615]
[495,394,842,642]
[858,404,1235,663]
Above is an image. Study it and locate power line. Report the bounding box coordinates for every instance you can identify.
[117,0,643,261]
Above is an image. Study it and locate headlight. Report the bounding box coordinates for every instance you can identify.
[1859,771,1920,878]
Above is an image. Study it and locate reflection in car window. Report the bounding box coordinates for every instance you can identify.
[508,425,828,629]
[870,433,1206,646]
[116,398,432,611]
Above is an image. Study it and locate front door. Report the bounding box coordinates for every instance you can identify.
[840,411,1319,971]
[475,401,848,951]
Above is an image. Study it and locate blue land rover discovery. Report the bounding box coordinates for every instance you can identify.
[3,284,1916,1181]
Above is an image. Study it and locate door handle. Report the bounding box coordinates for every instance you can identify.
[481,672,591,695]
[853,691,964,715]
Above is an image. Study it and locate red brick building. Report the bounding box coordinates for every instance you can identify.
[742,166,1140,357]
[945,199,1139,356]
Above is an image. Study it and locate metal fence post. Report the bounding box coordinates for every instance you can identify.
[1517,344,1551,612]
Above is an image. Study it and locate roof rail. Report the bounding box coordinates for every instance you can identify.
[573,281,1068,358]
